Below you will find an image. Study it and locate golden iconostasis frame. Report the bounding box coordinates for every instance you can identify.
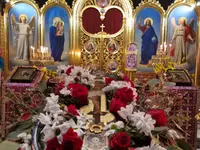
[0,0,200,85]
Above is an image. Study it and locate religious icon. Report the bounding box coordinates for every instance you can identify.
[10,67,37,83]
[10,14,35,61]
[96,0,110,8]
[84,40,97,53]
[126,54,136,68]
[138,17,158,65]
[170,17,195,64]
[128,42,137,51]
[107,41,118,53]
[49,17,65,62]
[107,60,118,71]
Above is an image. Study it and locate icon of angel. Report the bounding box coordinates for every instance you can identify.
[170,17,196,64]
[10,14,35,61]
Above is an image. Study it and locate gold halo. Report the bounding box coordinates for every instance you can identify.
[19,14,28,22]
[53,17,61,23]
[178,17,187,24]
[144,18,153,25]
[61,21,64,26]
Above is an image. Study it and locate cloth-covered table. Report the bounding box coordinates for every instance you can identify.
[168,86,199,148]
[1,66,45,138]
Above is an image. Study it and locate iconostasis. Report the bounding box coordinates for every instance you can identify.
[0,0,200,85]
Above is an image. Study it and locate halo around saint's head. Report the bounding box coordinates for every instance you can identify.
[178,17,187,24]
[53,17,61,23]
[19,14,28,22]
[61,21,64,26]
[144,18,153,25]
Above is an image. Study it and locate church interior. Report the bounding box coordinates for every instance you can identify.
[0,0,200,149]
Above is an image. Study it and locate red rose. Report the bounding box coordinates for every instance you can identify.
[147,109,167,127]
[20,112,31,121]
[62,128,83,150]
[55,81,65,95]
[110,98,126,114]
[67,105,79,116]
[122,75,134,88]
[114,87,133,103]
[105,77,115,85]
[46,137,61,150]
[66,66,74,75]
[68,83,88,105]
[109,132,131,150]
[46,128,83,150]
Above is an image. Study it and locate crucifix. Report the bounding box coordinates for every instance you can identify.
[80,93,114,133]
[100,24,105,32]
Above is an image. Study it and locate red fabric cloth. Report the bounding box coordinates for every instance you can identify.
[82,8,101,34]
[103,8,123,34]
[82,8,123,34]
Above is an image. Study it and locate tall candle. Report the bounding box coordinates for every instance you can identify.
[164,44,167,52]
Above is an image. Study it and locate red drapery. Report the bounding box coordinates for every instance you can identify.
[82,8,101,34]
[103,8,123,34]
[82,7,123,34]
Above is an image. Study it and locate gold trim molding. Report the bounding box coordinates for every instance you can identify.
[40,0,73,64]
[3,0,40,76]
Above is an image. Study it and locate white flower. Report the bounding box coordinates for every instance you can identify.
[65,76,75,86]
[166,129,181,140]
[17,132,32,150]
[38,113,52,125]
[129,111,155,136]
[117,103,135,121]
[104,129,116,136]
[135,140,166,150]
[17,132,32,143]
[70,66,84,77]
[19,143,31,150]
[104,121,124,136]
[41,125,56,142]
[57,65,68,75]
[60,87,71,96]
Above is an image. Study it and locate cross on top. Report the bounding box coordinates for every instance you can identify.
[100,24,105,32]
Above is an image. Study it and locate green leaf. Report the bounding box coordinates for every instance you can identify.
[6,129,31,141]
[176,139,193,150]
[152,126,168,133]
[15,119,33,131]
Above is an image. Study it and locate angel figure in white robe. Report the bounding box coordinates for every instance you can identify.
[11,14,35,61]
[170,17,195,65]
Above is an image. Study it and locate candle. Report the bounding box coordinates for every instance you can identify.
[164,44,167,52]
[160,44,163,51]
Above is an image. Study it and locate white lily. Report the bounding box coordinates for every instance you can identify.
[38,113,52,125]
[117,103,135,121]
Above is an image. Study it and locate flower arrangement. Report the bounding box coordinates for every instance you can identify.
[15,67,192,150]
[52,65,96,107]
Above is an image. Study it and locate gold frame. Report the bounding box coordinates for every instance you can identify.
[94,0,112,8]
[79,5,126,38]
[106,39,119,54]
[165,0,200,85]
[40,0,73,64]
[72,0,134,66]
[106,59,120,73]
[133,0,165,46]
[3,0,40,76]
[84,40,98,54]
